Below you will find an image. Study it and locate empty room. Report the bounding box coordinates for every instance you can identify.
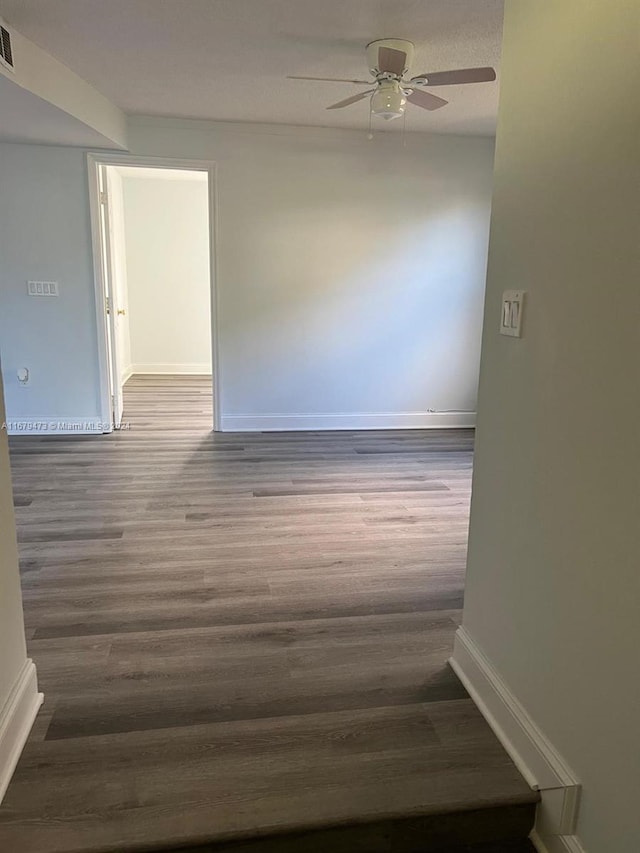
[0,3,637,853]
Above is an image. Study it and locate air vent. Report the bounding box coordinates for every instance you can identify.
[0,22,15,72]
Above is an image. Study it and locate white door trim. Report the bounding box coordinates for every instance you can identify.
[450,627,581,841]
[0,660,43,804]
[529,829,587,853]
[86,152,222,432]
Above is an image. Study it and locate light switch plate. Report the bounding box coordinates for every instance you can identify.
[500,290,525,337]
[27,280,59,297]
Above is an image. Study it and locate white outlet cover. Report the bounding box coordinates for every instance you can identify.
[500,290,525,337]
[27,280,59,297]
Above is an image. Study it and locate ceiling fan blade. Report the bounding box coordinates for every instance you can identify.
[406,89,448,111]
[411,67,497,86]
[326,90,375,110]
[287,75,372,84]
[378,46,407,77]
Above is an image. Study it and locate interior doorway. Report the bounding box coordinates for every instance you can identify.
[88,155,220,432]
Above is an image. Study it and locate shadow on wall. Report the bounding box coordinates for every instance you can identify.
[224,202,487,416]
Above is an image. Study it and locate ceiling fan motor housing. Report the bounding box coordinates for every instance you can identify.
[366,38,414,78]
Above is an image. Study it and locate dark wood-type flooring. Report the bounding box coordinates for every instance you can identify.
[0,376,538,853]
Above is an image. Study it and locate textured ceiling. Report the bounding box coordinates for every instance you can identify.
[0,0,504,136]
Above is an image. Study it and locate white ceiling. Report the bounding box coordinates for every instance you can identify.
[0,0,504,136]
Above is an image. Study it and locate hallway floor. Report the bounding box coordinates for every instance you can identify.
[0,376,537,852]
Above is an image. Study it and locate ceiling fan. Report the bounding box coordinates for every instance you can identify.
[288,38,496,121]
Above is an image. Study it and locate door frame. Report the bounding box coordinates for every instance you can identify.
[87,152,222,432]
[96,162,125,428]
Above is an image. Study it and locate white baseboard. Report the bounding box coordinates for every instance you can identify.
[131,363,212,375]
[4,416,110,436]
[0,659,43,804]
[120,364,134,385]
[450,627,581,839]
[221,411,476,432]
[530,829,587,853]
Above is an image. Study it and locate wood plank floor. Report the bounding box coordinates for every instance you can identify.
[0,376,538,852]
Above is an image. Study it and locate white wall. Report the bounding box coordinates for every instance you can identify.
[0,124,494,431]
[120,172,211,374]
[458,1,640,851]
[0,370,42,801]
[0,374,28,711]
[0,144,103,429]
[128,120,495,429]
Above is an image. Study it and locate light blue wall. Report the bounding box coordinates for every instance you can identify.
[0,126,495,431]
[0,144,101,426]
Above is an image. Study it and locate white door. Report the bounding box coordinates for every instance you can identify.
[98,165,124,427]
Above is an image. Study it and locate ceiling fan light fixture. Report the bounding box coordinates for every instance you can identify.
[371,82,406,121]
[287,38,495,121]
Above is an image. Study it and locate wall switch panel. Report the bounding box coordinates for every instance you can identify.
[27,280,59,297]
[500,290,525,337]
